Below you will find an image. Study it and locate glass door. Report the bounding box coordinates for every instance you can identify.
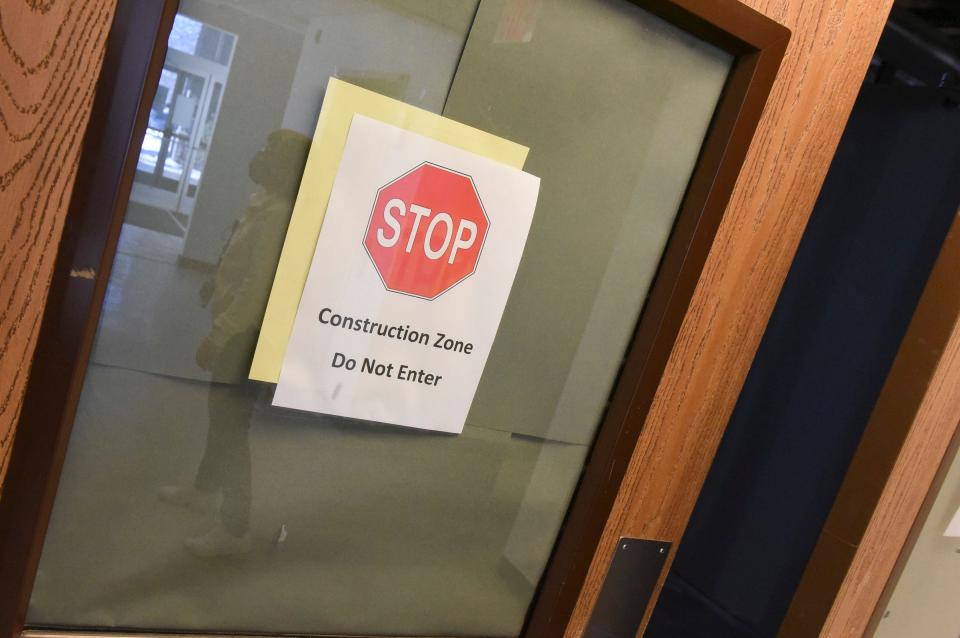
[2,0,786,636]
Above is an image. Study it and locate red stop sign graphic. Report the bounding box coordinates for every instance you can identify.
[364,162,489,300]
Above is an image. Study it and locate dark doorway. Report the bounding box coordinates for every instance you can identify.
[646,4,960,636]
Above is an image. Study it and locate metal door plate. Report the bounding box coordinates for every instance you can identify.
[584,537,672,638]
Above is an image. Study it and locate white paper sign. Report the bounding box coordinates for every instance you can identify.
[273,115,540,434]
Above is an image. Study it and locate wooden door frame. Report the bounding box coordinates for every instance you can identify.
[0,0,895,636]
[780,210,960,638]
[525,0,791,632]
[0,1,179,635]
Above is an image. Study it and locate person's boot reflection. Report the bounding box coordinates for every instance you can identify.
[180,332,258,557]
[157,130,311,557]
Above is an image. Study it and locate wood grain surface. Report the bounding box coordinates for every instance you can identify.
[0,0,116,485]
[780,207,960,637]
[780,211,960,638]
[819,301,960,635]
[565,0,894,635]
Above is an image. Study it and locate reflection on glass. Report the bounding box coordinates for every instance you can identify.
[169,13,236,65]
[28,1,731,636]
[134,15,235,238]
[158,129,310,555]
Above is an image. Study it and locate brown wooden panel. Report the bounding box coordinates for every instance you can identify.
[780,211,960,638]
[0,0,117,485]
[0,3,175,634]
[782,529,859,633]
[562,0,894,635]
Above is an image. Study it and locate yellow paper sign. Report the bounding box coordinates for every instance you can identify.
[249,79,529,383]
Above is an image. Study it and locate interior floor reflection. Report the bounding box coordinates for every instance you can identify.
[29,228,587,635]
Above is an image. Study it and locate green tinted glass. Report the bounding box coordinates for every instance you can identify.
[28,1,731,635]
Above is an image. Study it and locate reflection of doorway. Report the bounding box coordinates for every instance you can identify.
[127,15,235,243]
[136,65,209,205]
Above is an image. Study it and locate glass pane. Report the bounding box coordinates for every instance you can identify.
[134,12,235,234]
[135,128,165,175]
[160,69,205,185]
[169,13,236,66]
[134,67,205,187]
[135,69,178,177]
[27,1,732,636]
[186,82,224,198]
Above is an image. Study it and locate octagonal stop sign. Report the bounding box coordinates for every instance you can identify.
[364,162,490,299]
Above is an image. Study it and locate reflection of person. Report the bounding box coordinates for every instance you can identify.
[159,130,311,557]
